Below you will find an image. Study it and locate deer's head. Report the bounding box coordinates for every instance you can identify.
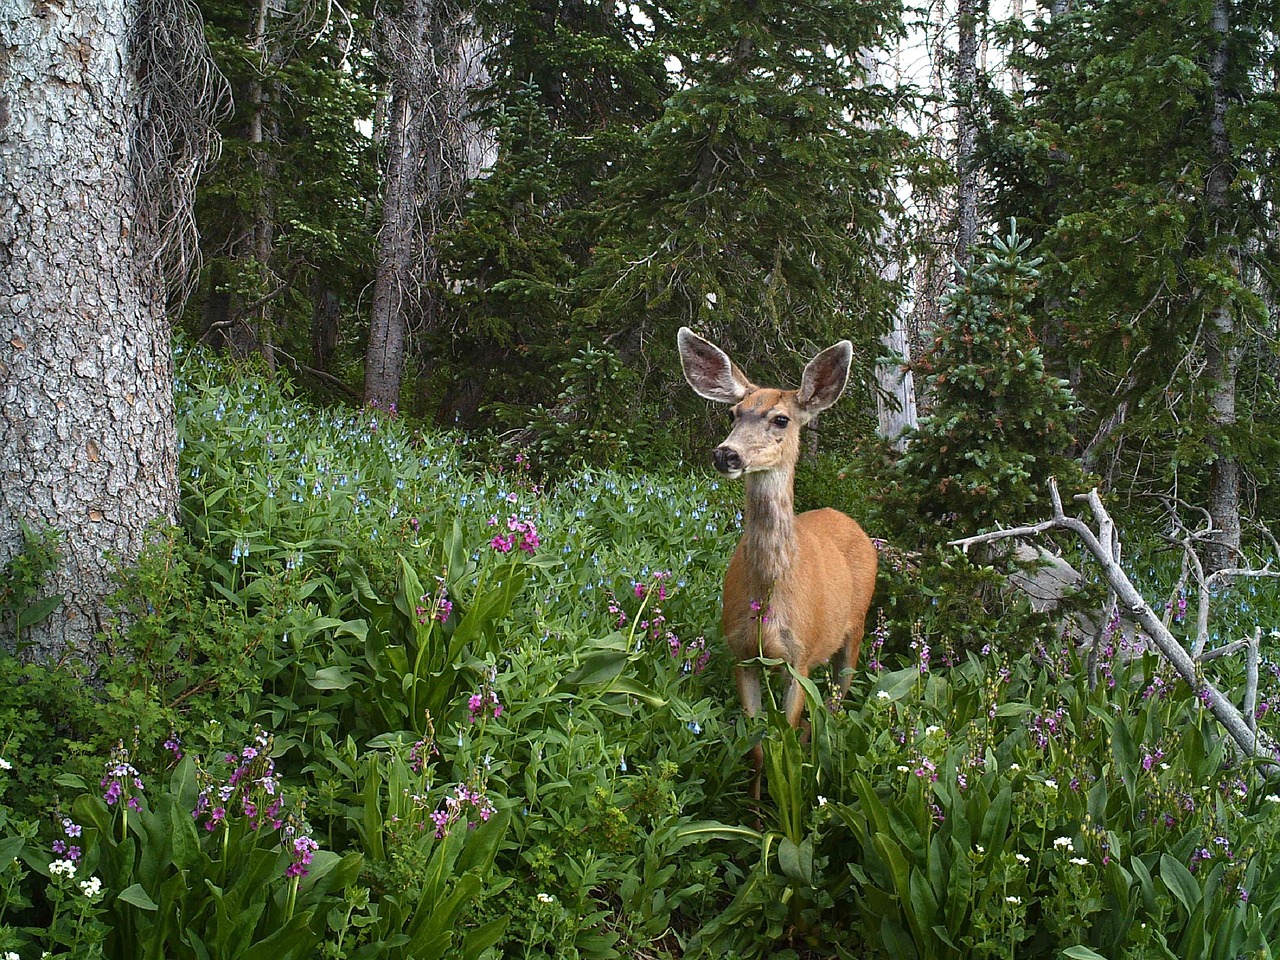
[677,327,852,480]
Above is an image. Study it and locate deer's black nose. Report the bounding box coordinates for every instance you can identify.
[713,446,742,474]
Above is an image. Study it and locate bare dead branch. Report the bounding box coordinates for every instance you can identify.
[950,479,1279,772]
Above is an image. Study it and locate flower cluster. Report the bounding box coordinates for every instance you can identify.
[285,833,320,878]
[467,671,504,724]
[867,610,888,672]
[163,733,183,762]
[416,574,453,624]
[749,598,771,625]
[910,632,931,675]
[489,514,540,554]
[51,816,83,863]
[410,719,439,775]
[430,776,496,839]
[102,740,145,812]
[193,728,284,832]
[1029,707,1067,750]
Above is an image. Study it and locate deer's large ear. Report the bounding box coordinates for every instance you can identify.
[677,327,755,404]
[797,340,852,414]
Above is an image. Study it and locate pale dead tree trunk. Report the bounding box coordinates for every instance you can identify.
[1201,0,1243,576]
[858,50,918,448]
[0,0,224,660]
[876,312,918,450]
[364,0,480,410]
[952,0,980,278]
[248,0,278,375]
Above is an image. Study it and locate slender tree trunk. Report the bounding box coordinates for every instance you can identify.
[248,0,277,375]
[1,0,178,659]
[953,0,981,278]
[1201,0,1242,575]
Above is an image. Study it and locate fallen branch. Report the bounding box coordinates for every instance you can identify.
[950,480,1278,772]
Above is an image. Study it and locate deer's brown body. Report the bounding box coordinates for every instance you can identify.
[678,328,878,798]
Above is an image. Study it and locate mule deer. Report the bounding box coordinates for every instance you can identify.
[677,327,878,798]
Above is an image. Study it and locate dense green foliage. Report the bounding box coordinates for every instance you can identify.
[893,224,1082,538]
[4,353,1280,957]
[983,0,1280,512]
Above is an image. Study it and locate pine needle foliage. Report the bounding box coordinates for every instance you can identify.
[896,223,1082,538]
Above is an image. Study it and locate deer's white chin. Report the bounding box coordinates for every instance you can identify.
[718,468,744,481]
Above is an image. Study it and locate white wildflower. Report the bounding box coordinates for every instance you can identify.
[896,765,910,774]
[817,796,828,807]
[1266,794,1280,803]
[1070,857,1090,866]
[1015,853,1030,864]
[1054,836,1075,852]
[1044,778,1058,790]
[975,844,985,854]
[1005,896,1022,904]
[925,725,941,737]
[537,892,556,904]
[49,859,77,878]
[0,757,12,771]
[79,875,103,898]
[876,690,892,701]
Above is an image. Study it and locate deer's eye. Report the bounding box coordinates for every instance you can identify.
[771,415,790,428]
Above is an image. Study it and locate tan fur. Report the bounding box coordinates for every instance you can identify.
[677,327,878,799]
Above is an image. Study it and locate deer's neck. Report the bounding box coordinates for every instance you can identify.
[741,467,798,585]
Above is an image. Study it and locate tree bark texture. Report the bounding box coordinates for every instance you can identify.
[364,84,415,409]
[363,0,483,411]
[1200,0,1242,576]
[0,0,178,659]
[952,0,980,278]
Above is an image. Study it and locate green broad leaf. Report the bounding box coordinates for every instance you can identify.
[563,650,629,686]
[673,820,763,845]
[394,554,426,623]
[993,702,1036,717]
[334,619,368,641]
[880,917,919,960]
[1159,852,1202,915]
[601,676,667,706]
[117,883,160,911]
[461,916,509,960]
[872,666,920,702]
[1111,712,1140,770]
[777,835,814,885]
[0,836,24,864]
[16,593,62,629]
[210,580,246,608]
[308,665,356,690]
[1062,947,1109,959]
[979,785,1013,854]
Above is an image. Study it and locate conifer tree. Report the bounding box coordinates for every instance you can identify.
[897,224,1080,536]
[983,0,1280,567]
[579,0,918,391]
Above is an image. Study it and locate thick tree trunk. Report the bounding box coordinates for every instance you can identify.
[363,0,481,411]
[1201,0,1242,575]
[364,84,416,410]
[1,0,178,659]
